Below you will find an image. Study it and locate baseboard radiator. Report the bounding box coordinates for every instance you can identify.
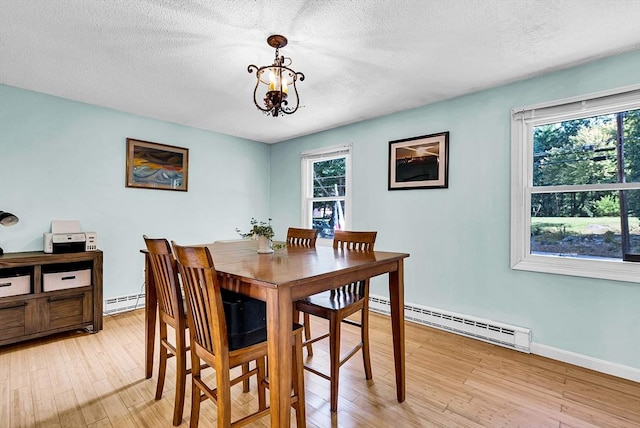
[104,293,145,315]
[102,292,531,352]
[369,294,531,353]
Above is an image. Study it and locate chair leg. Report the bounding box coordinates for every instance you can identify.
[361,307,373,380]
[257,356,267,411]
[155,322,168,400]
[189,351,206,428]
[216,365,233,428]
[329,313,341,412]
[172,330,187,426]
[292,331,307,427]
[189,364,202,428]
[303,313,313,357]
[242,362,250,393]
[190,388,201,428]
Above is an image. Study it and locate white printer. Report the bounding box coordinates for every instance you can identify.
[43,220,97,254]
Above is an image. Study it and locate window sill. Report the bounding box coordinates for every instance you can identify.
[512,254,640,283]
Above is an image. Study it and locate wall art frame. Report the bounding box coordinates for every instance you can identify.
[388,131,449,190]
[125,138,189,191]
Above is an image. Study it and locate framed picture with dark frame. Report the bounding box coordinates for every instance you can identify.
[125,138,189,191]
[388,131,449,190]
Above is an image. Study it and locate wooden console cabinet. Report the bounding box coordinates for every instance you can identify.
[0,250,103,346]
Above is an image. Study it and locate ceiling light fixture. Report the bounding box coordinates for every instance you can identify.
[248,35,305,117]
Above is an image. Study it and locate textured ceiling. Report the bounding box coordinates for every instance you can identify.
[1,1,639,143]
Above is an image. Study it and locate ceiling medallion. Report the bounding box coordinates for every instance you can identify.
[248,35,305,117]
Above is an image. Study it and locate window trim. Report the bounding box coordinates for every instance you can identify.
[510,85,640,283]
[301,144,352,245]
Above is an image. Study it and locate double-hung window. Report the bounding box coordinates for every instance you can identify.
[301,145,352,242]
[511,85,640,282]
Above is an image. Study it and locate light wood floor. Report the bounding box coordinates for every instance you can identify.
[1,309,638,427]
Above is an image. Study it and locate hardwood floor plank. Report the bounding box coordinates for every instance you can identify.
[561,403,640,428]
[65,355,108,424]
[76,335,109,384]
[87,417,113,428]
[31,367,62,428]
[92,377,131,423]
[445,395,560,428]
[11,386,35,428]
[53,390,87,427]
[564,364,640,398]
[9,348,31,391]
[463,377,607,428]
[47,354,76,396]
[471,363,566,399]
[0,347,10,381]
[99,352,146,409]
[0,377,10,427]
[562,390,640,425]
[564,375,640,416]
[478,351,568,391]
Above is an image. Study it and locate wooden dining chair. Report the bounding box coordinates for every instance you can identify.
[143,235,190,426]
[294,230,377,412]
[171,241,306,428]
[144,236,245,425]
[286,227,318,247]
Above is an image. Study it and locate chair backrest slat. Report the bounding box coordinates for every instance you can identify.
[286,227,318,247]
[172,242,228,358]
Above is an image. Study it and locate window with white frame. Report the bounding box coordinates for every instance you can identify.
[511,85,640,283]
[301,145,351,241]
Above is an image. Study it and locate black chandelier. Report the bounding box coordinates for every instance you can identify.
[248,35,305,117]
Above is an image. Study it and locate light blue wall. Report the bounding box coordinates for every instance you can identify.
[0,84,271,298]
[270,50,640,369]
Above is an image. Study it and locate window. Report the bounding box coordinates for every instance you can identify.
[301,145,351,241]
[511,85,640,282]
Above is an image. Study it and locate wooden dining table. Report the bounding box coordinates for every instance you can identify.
[142,239,409,427]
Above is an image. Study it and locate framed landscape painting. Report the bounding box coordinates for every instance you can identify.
[126,138,189,191]
[388,131,449,190]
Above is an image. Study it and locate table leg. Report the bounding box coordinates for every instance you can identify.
[266,287,293,427]
[388,259,406,402]
[144,254,157,379]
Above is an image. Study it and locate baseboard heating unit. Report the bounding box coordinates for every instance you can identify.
[104,293,145,315]
[369,294,531,353]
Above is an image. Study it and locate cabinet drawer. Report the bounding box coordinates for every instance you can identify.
[0,274,31,297]
[41,291,93,330]
[43,269,91,292]
[0,301,28,341]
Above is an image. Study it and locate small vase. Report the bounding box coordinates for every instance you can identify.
[257,235,273,254]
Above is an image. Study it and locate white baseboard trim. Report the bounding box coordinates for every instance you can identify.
[530,342,639,382]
